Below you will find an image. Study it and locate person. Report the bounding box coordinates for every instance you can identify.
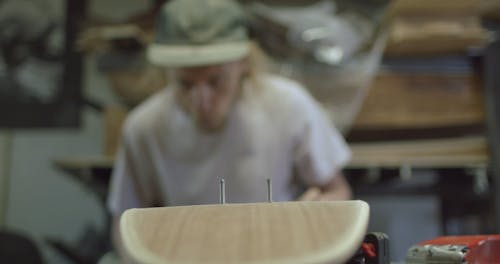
[107,0,352,256]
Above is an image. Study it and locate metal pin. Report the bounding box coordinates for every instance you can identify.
[219,178,226,204]
[267,178,272,202]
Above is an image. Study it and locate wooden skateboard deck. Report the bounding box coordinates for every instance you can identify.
[120,200,369,264]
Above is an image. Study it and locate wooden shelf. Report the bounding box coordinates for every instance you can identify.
[349,136,489,169]
[54,135,489,177]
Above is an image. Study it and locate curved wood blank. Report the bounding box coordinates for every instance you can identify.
[121,200,369,264]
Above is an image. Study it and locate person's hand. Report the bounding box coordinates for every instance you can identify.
[297,187,323,201]
[297,174,352,201]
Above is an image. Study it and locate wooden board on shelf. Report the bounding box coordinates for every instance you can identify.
[352,72,485,130]
[389,0,481,16]
[120,201,369,264]
[349,136,489,168]
[385,16,488,57]
[481,0,500,20]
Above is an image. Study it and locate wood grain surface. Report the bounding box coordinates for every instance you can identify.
[349,136,488,168]
[352,72,484,129]
[120,201,369,264]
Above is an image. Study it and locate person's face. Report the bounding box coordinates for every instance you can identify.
[172,60,247,132]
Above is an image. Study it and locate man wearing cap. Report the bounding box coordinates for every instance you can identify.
[107,0,352,256]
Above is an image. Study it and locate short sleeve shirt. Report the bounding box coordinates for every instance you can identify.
[107,75,351,216]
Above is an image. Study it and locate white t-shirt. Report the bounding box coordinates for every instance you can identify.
[107,75,351,216]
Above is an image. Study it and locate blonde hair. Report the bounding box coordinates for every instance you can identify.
[245,41,271,93]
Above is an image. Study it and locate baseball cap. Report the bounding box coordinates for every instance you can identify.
[147,0,250,67]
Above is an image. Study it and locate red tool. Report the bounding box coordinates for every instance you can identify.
[406,235,500,264]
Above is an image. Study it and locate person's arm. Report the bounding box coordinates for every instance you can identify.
[298,172,352,201]
[280,79,352,201]
[107,123,160,259]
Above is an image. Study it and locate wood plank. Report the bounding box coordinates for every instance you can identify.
[351,136,487,155]
[385,16,488,56]
[389,0,481,16]
[349,136,489,168]
[481,0,500,20]
[120,201,369,264]
[352,72,485,129]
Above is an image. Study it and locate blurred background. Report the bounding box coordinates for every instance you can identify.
[0,0,499,263]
